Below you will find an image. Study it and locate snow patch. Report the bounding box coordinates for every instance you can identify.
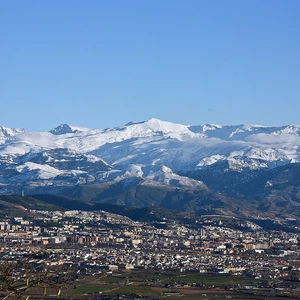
[16,162,63,179]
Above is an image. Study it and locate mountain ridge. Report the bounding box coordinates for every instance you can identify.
[0,118,300,218]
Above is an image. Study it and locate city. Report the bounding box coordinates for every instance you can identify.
[2,0,300,299]
[1,209,300,299]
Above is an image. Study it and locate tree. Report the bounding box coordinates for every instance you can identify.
[0,249,74,300]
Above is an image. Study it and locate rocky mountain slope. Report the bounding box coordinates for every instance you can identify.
[0,119,299,218]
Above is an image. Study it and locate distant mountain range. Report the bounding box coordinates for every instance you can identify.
[1,118,300,218]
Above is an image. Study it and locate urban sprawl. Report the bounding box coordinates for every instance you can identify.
[1,210,300,282]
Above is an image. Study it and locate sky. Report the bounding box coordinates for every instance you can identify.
[0,0,300,131]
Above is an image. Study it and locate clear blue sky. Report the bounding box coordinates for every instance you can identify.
[1,0,299,131]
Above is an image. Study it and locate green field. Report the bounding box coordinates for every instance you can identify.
[99,276,127,283]
[108,270,257,286]
[56,270,299,300]
[74,284,114,294]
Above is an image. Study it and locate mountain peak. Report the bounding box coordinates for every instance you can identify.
[125,118,167,127]
[50,124,90,135]
[143,118,190,133]
[0,126,26,142]
[116,118,193,140]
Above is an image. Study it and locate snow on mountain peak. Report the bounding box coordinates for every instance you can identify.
[202,124,223,132]
[0,126,26,143]
[128,118,194,139]
[50,124,91,135]
[275,125,300,135]
[0,126,26,148]
[1,119,300,192]
[146,164,207,189]
[93,118,195,146]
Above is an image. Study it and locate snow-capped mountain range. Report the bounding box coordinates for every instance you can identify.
[0,118,300,199]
